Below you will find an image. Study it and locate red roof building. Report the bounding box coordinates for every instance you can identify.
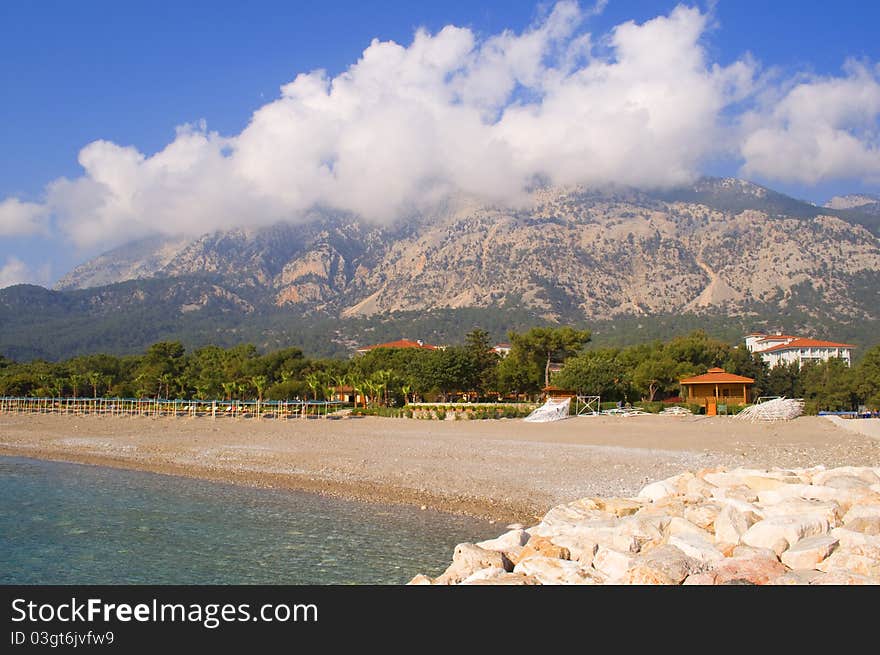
[744,332,854,368]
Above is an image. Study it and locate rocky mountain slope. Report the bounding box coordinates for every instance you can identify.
[51,178,880,324]
[825,194,880,211]
[4,177,877,360]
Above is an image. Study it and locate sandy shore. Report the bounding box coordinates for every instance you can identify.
[1,413,879,524]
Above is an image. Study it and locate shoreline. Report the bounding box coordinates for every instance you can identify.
[0,446,533,524]
[2,414,879,524]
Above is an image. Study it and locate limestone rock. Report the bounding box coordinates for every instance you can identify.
[682,572,717,585]
[780,535,839,570]
[514,557,602,585]
[714,505,758,545]
[639,479,678,502]
[772,569,826,585]
[518,535,571,562]
[816,550,880,578]
[637,498,687,519]
[704,468,799,490]
[755,484,827,506]
[434,543,509,584]
[810,570,879,584]
[811,467,880,487]
[460,567,512,584]
[684,477,717,499]
[635,544,702,583]
[731,545,780,560]
[407,574,433,585]
[667,534,724,564]
[592,547,635,581]
[711,554,786,585]
[843,503,880,525]
[664,517,714,540]
[741,515,829,555]
[617,564,677,585]
[613,516,665,552]
[594,497,645,517]
[611,533,645,554]
[844,516,880,535]
[476,529,530,552]
[461,573,541,585]
[416,465,880,586]
[758,497,843,527]
[822,476,873,490]
[684,503,721,531]
[548,535,599,565]
[743,476,789,492]
[709,485,758,504]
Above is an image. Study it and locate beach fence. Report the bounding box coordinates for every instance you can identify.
[0,397,342,420]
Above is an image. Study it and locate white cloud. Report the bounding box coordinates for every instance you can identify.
[2,2,878,252]
[739,61,880,184]
[0,257,50,289]
[0,198,49,237]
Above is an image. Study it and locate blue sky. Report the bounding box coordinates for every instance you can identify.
[1,0,879,287]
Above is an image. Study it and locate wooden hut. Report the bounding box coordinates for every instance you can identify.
[679,368,754,416]
[541,385,577,400]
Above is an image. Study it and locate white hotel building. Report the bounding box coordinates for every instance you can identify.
[744,333,855,368]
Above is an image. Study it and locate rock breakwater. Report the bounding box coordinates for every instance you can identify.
[411,465,880,585]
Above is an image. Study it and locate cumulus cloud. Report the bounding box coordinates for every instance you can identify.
[740,60,880,184]
[0,257,50,289]
[3,2,879,251]
[0,198,50,237]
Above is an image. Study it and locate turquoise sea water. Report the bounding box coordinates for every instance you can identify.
[0,456,497,584]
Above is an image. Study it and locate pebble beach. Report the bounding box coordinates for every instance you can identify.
[1,413,878,525]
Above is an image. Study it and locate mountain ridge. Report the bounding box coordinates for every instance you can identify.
[4,177,877,361]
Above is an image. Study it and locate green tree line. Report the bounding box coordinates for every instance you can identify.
[0,327,878,412]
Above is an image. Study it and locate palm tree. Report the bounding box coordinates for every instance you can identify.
[351,376,366,408]
[87,371,102,398]
[331,373,350,403]
[133,372,150,399]
[251,375,268,403]
[401,383,412,406]
[305,373,321,401]
[69,373,83,399]
[158,373,174,400]
[363,379,379,408]
[372,369,393,406]
[194,383,211,401]
[221,381,236,401]
[49,377,64,398]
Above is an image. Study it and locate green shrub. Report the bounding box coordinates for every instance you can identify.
[436,408,446,421]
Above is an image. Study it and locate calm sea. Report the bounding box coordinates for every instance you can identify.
[0,456,498,585]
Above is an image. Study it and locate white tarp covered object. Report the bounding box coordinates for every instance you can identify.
[523,397,571,422]
[735,397,804,422]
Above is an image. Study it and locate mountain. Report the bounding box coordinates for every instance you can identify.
[54,234,194,290]
[825,194,880,211]
[823,194,880,236]
[4,177,879,360]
